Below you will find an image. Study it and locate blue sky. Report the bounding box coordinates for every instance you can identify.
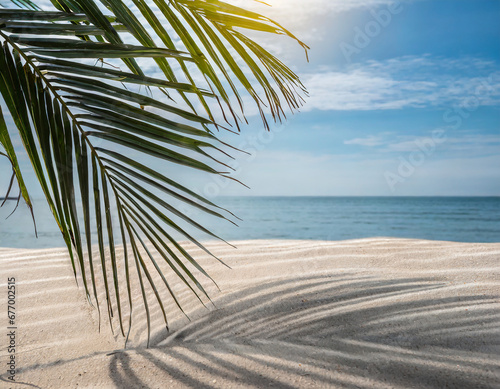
[202,0,500,197]
[1,0,499,198]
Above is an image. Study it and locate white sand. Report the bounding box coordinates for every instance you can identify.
[1,238,499,388]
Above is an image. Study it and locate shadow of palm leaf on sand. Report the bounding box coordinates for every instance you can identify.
[106,275,500,388]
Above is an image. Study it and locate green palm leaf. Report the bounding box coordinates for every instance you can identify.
[0,0,307,345]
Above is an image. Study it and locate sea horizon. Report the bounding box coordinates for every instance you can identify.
[1,196,498,249]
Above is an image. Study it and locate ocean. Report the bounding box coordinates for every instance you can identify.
[0,196,498,249]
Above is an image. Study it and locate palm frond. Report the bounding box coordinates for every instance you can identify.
[0,105,35,223]
[0,0,307,345]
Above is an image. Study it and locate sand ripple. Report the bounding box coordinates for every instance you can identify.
[1,238,499,388]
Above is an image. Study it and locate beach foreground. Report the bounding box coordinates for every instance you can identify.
[1,238,499,388]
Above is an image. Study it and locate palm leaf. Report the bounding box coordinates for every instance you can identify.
[0,105,35,223]
[0,0,307,344]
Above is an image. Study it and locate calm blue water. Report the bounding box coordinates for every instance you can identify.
[0,197,498,248]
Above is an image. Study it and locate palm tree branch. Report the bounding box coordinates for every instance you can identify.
[0,0,308,345]
[0,104,35,228]
[1,30,225,329]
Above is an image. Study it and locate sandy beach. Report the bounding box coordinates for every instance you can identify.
[1,238,499,388]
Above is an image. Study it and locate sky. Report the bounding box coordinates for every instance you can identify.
[205,0,500,197]
[1,0,500,198]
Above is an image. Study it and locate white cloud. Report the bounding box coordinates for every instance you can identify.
[190,148,500,196]
[344,131,500,158]
[344,135,385,146]
[301,57,500,112]
[223,0,413,54]
[230,0,403,24]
